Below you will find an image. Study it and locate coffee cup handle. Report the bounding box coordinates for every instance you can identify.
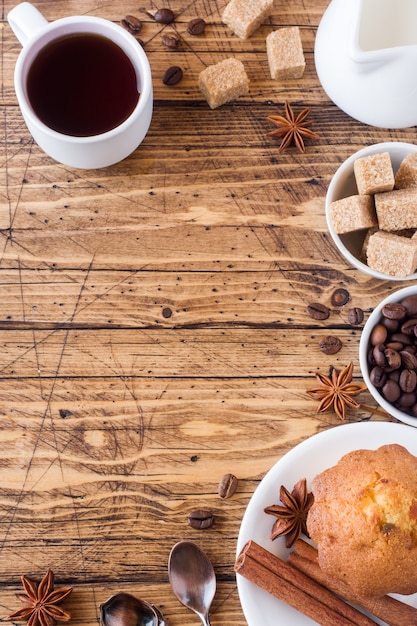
[8,2,48,46]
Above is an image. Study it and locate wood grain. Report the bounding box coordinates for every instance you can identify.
[0,0,412,624]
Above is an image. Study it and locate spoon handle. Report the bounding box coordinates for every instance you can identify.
[198,615,211,626]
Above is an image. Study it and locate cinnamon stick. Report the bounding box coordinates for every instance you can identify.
[235,540,377,626]
[289,539,417,626]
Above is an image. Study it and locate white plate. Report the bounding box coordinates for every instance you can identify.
[236,422,417,626]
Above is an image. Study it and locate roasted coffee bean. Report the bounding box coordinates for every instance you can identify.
[401,318,417,335]
[319,335,342,355]
[400,350,417,369]
[306,302,330,320]
[388,369,401,383]
[162,65,183,85]
[400,369,417,393]
[382,379,401,403]
[162,31,181,48]
[391,332,413,345]
[121,15,142,34]
[187,17,206,35]
[370,324,387,346]
[396,392,417,408]
[187,510,214,529]
[384,348,401,369]
[148,8,175,23]
[400,294,417,316]
[381,302,407,320]
[369,366,386,387]
[331,288,350,306]
[381,317,399,332]
[385,341,404,351]
[373,344,387,367]
[367,347,376,366]
[218,473,238,498]
[347,307,364,325]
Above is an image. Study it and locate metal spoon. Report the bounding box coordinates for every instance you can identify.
[168,540,216,626]
[100,592,166,626]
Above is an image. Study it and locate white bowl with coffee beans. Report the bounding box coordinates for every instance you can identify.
[359,286,417,426]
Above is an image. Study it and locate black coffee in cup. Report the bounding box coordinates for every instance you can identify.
[26,32,140,136]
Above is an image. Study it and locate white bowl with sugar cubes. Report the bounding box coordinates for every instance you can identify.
[326,142,417,280]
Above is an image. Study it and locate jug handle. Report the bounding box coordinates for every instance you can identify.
[8,2,48,46]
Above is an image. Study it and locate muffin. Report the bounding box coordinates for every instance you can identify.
[307,444,417,597]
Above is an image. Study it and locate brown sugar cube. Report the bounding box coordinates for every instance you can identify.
[266,27,305,80]
[329,194,377,234]
[222,0,274,39]
[198,57,249,109]
[353,152,394,195]
[375,187,417,230]
[395,152,417,189]
[366,230,417,277]
[360,226,379,262]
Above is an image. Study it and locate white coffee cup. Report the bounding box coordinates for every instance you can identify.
[8,2,153,168]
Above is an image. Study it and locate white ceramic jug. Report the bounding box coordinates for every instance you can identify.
[315,0,417,128]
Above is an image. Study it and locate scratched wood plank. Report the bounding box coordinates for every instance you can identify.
[0,365,393,605]
[2,0,326,22]
[0,326,388,378]
[0,267,405,328]
[2,581,245,625]
[1,0,325,107]
[0,372,393,623]
[1,105,416,273]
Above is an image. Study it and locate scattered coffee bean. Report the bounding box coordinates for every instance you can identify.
[331,288,350,307]
[162,65,183,85]
[218,473,238,499]
[121,15,142,34]
[319,335,342,355]
[187,509,214,529]
[162,31,181,49]
[347,307,364,325]
[187,17,206,35]
[147,8,175,23]
[306,302,330,320]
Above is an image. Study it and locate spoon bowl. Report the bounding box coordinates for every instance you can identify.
[168,540,216,626]
[100,592,166,626]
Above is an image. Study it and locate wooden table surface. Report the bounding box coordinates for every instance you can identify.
[0,0,415,624]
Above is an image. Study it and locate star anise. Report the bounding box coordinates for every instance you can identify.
[266,101,319,153]
[8,569,72,626]
[264,477,314,548]
[306,361,366,421]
